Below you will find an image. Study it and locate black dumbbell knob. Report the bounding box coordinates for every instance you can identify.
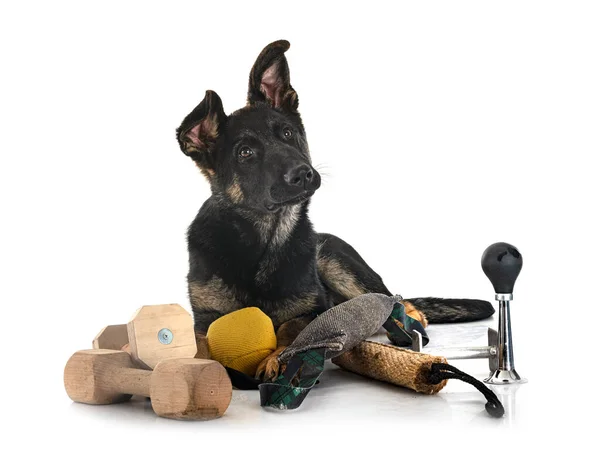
[481,242,523,294]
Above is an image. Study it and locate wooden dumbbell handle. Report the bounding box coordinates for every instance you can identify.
[65,349,232,420]
[98,361,152,397]
[65,350,151,403]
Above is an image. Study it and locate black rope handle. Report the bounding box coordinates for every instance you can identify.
[428,363,505,418]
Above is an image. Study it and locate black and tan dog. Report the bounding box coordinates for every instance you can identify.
[176,40,494,380]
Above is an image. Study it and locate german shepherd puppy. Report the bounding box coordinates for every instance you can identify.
[176,40,494,380]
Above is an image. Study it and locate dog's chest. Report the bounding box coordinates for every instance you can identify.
[253,205,300,285]
[190,203,322,328]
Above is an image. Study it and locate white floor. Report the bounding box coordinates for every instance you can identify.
[9,303,595,454]
[53,316,542,451]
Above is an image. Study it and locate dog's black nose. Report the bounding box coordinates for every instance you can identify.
[284,164,315,188]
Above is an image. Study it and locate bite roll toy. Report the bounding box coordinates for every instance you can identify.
[332,341,448,394]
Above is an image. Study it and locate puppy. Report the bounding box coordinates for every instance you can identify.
[175,40,494,380]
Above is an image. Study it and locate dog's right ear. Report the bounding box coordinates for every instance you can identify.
[176,90,226,175]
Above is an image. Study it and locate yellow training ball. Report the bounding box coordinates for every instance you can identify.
[206,307,277,376]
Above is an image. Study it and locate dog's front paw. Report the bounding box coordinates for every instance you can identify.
[255,346,287,382]
[403,302,429,328]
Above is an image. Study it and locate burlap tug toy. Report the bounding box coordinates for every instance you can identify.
[259,293,504,417]
[333,341,448,395]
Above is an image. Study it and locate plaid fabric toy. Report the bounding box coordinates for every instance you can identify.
[260,293,427,409]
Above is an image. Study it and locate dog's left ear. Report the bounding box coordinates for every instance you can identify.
[176,90,227,176]
[177,90,226,154]
[247,40,298,112]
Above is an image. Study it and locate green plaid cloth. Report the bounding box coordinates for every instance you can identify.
[260,294,429,410]
[383,301,429,347]
[259,349,326,409]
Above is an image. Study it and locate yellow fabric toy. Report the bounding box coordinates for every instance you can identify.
[206,307,277,376]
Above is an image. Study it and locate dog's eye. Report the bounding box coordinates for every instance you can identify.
[239,146,254,158]
[283,127,293,139]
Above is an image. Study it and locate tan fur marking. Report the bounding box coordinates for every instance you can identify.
[255,346,287,380]
[196,164,215,181]
[268,293,318,328]
[401,301,429,327]
[194,333,211,359]
[256,315,314,381]
[205,114,219,139]
[317,256,367,300]
[185,144,200,154]
[226,175,244,203]
[254,205,301,284]
[272,205,300,247]
[275,315,313,346]
[254,203,300,246]
[188,277,241,316]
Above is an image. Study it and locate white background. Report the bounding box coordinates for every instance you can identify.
[1,1,598,453]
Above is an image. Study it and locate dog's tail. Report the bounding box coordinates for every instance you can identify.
[404,297,495,323]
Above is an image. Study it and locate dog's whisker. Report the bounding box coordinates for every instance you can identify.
[313,163,333,181]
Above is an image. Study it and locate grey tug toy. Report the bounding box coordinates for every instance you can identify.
[411,242,527,385]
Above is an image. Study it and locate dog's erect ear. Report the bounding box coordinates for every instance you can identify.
[247,40,298,111]
[176,90,226,174]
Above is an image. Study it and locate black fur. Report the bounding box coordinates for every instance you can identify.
[405,298,495,323]
[186,197,330,331]
[176,40,494,344]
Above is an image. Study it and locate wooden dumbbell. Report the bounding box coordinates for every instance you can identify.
[93,324,129,351]
[64,349,232,420]
[92,304,199,368]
